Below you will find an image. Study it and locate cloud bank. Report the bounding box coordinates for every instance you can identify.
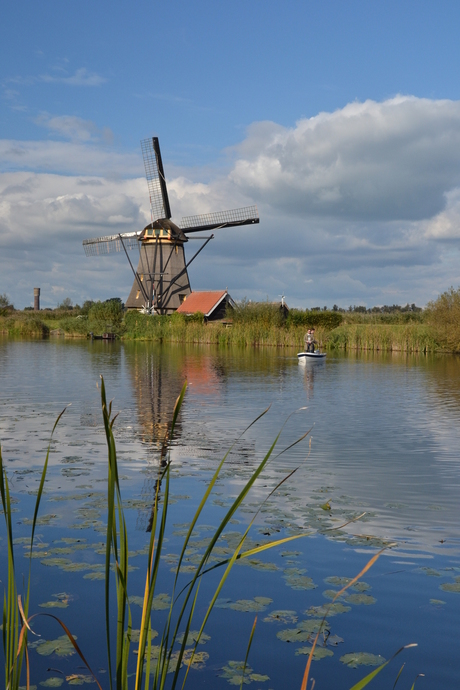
[1,96,460,308]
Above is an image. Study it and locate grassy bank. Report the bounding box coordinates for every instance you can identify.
[5,289,460,353]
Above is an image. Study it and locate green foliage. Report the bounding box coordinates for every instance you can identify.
[58,298,73,311]
[286,309,343,329]
[342,311,424,325]
[231,300,286,328]
[88,299,123,327]
[79,300,95,316]
[1,316,50,336]
[0,293,13,315]
[425,286,460,352]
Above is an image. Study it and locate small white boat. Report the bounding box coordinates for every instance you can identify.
[297,351,326,359]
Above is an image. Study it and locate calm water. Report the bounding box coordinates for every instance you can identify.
[1,337,460,688]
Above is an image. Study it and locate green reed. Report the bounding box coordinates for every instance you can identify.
[326,323,439,353]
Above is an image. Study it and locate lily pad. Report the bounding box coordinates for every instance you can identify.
[346,593,376,606]
[237,558,278,571]
[419,567,441,577]
[131,593,171,609]
[130,628,158,643]
[83,572,105,580]
[177,630,211,645]
[277,620,328,643]
[40,558,72,568]
[440,582,460,593]
[219,661,269,685]
[182,650,209,669]
[32,634,77,657]
[323,589,348,601]
[215,597,273,612]
[430,599,446,605]
[263,610,298,624]
[39,592,72,609]
[325,576,352,586]
[283,573,317,591]
[295,646,334,660]
[306,603,351,617]
[39,679,64,687]
[340,652,386,668]
[66,674,96,685]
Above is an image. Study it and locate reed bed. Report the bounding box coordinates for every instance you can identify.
[123,312,330,348]
[0,316,50,337]
[326,323,439,353]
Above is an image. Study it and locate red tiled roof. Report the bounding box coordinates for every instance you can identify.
[176,290,228,317]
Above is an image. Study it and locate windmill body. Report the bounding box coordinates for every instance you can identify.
[83,137,259,314]
[124,219,191,313]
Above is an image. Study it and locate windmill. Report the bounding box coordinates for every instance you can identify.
[82,137,259,314]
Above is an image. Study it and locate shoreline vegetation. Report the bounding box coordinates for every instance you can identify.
[1,287,459,353]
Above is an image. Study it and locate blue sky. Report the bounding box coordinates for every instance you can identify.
[2,1,460,308]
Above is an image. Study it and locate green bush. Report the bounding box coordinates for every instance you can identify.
[231,300,286,328]
[286,309,343,329]
[425,286,460,352]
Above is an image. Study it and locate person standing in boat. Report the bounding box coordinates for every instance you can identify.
[304,329,317,352]
[304,328,318,352]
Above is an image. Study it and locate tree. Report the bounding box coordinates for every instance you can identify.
[425,286,460,352]
[58,297,73,310]
[88,299,123,327]
[0,293,13,314]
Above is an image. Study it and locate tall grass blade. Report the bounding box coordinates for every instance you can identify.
[410,673,425,689]
[392,663,405,689]
[240,617,257,690]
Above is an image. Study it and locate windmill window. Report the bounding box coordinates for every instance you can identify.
[136,290,140,299]
[162,229,169,237]
[155,229,161,237]
[140,275,143,281]
[175,245,178,254]
[146,229,154,237]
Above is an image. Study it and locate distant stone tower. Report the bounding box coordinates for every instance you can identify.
[34,288,40,311]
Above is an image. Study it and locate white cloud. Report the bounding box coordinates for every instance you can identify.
[35,113,114,144]
[230,96,460,222]
[0,139,139,176]
[2,96,460,309]
[39,68,106,87]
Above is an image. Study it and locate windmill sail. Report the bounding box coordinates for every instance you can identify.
[82,232,140,256]
[180,205,259,233]
[141,137,171,221]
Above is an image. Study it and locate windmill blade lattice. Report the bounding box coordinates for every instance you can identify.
[180,205,259,233]
[141,137,171,222]
[83,232,139,256]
